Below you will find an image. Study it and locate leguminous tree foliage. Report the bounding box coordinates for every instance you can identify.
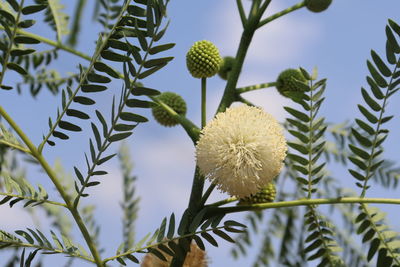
[0,0,399,266]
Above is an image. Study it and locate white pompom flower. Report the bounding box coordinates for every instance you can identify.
[196,105,287,198]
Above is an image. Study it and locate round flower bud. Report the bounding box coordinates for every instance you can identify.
[186,40,222,78]
[276,68,307,97]
[238,182,276,205]
[218,56,235,80]
[196,105,287,198]
[305,0,332,13]
[152,92,187,127]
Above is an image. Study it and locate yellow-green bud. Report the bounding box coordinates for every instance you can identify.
[218,56,235,80]
[305,0,332,13]
[152,92,187,127]
[186,40,222,78]
[238,183,276,205]
[276,68,307,97]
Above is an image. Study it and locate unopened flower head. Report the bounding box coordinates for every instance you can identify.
[276,68,307,97]
[238,182,276,205]
[152,92,187,127]
[305,0,332,13]
[218,56,235,80]
[196,105,287,198]
[186,40,222,78]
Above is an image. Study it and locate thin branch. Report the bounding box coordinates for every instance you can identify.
[0,240,94,263]
[0,192,67,207]
[199,183,216,207]
[0,25,91,61]
[0,140,31,155]
[207,196,238,207]
[208,197,400,216]
[236,0,247,27]
[258,1,305,29]
[236,82,276,94]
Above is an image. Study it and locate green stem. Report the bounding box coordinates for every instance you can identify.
[307,80,314,199]
[199,183,216,207]
[0,240,95,263]
[237,95,256,106]
[0,25,92,61]
[201,78,207,128]
[216,1,270,113]
[207,196,238,207]
[0,106,103,266]
[182,78,208,216]
[149,98,200,144]
[0,139,31,155]
[258,1,306,29]
[207,197,400,216]
[236,0,247,27]
[236,82,276,94]
[0,192,67,207]
[187,167,204,214]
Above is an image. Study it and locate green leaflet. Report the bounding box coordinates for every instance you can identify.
[47,0,69,42]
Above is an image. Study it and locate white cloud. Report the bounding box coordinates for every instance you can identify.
[208,1,322,65]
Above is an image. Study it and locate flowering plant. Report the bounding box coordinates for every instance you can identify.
[1,0,400,267]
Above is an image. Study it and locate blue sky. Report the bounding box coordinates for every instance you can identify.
[1,0,400,266]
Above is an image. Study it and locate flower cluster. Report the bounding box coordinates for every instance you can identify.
[196,105,287,198]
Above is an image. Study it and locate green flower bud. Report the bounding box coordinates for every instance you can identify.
[218,56,235,80]
[305,0,332,13]
[152,92,187,127]
[238,183,276,205]
[276,68,307,97]
[186,40,222,78]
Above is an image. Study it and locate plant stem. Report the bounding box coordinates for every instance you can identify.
[237,95,256,106]
[199,183,216,207]
[236,0,247,27]
[0,106,104,266]
[207,196,238,207]
[258,1,306,29]
[0,192,67,207]
[216,1,270,113]
[236,82,276,94]
[201,78,207,128]
[207,197,400,216]
[307,79,314,199]
[149,96,200,143]
[0,140,31,155]
[0,25,92,61]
